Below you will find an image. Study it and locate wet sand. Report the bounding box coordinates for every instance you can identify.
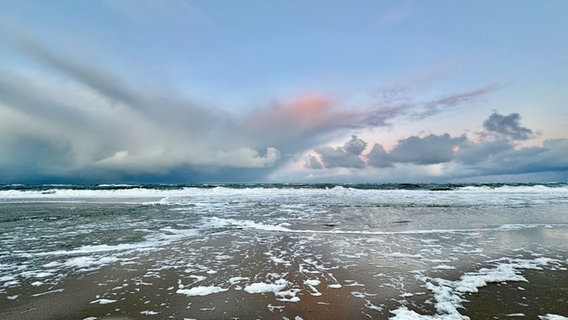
[3,259,567,319]
[2,259,398,319]
[462,268,568,319]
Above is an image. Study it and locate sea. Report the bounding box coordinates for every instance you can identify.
[0,183,567,319]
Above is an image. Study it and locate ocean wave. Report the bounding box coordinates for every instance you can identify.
[1,183,566,204]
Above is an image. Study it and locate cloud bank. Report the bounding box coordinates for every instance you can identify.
[305,113,568,181]
[0,31,504,183]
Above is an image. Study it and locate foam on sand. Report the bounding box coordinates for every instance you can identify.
[538,315,568,320]
[90,298,117,304]
[176,285,228,296]
[244,279,289,294]
[244,279,301,302]
[304,279,322,296]
[389,257,564,319]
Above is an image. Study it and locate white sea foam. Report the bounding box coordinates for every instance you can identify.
[267,303,285,312]
[63,256,119,270]
[242,279,301,302]
[90,298,117,304]
[229,276,249,285]
[188,275,207,283]
[304,279,321,286]
[201,215,567,237]
[433,264,455,270]
[140,310,160,315]
[2,183,565,206]
[390,257,562,319]
[538,315,568,320]
[204,217,292,232]
[0,188,170,200]
[177,285,228,296]
[457,184,568,193]
[49,243,151,255]
[31,288,64,297]
[244,280,288,294]
[0,275,16,282]
[275,288,302,302]
[304,279,322,296]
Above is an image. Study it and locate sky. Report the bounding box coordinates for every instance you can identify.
[0,0,567,183]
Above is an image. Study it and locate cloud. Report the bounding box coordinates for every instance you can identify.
[366,143,393,168]
[482,112,534,141]
[452,138,568,177]
[304,154,323,169]
[453,139,513,165]
[313,146,366,169]
[211,147,281,169]
[0,37,277,182]
[365,133,469,168]
[0,133,73,182]
[413,85,500,120]
[305,113,568,180]
[311,136,367,169]
[383,134,468,165]
[243,81,497,150]
[0,29,506,182]
[343,134,368,155]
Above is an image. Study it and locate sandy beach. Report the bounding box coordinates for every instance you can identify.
[2,245,567,319]
[2,265,567,319]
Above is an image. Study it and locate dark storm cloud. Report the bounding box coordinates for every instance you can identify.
[482,112,534,141]
[0,134,74,182]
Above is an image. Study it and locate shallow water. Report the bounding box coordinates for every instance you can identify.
[0,184,567,319]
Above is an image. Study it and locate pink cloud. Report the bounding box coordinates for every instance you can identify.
[246,93,338,134]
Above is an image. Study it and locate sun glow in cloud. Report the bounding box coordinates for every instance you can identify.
[284,93,333,128]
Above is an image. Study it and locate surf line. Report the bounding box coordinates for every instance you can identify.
[208,221,568,236]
